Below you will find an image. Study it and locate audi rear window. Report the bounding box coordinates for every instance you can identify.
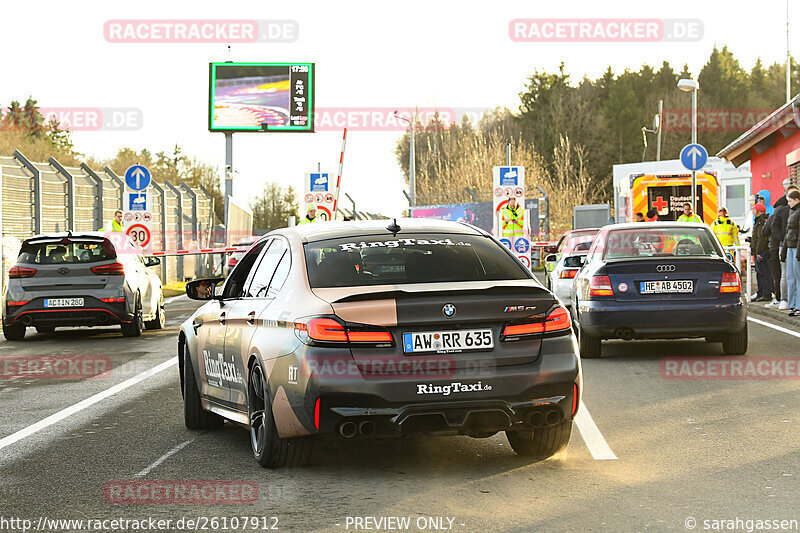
[304,234,530,288]
[601,227,722,260]
[18,240,116,264]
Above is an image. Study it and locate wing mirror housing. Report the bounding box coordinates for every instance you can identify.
[186,278,225,301]
[144,256,161,267]
[545,254,558,263]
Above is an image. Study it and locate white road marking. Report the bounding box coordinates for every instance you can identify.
[0,358,176,452]
[575,401,618,460]
[747,317,800,339]
[135,437,195,478]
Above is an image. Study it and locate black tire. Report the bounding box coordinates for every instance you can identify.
[578,323,602,358]
[722,325,748,355]
[145,295,165,330]
[248,361,313,468]
[35,326,55,334]
[121,295,143,337]
[183,345,224,430]
[3,324,26,341]
[506,420,573,461]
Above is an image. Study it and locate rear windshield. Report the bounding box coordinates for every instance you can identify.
[561,231,598,253]
[601,227,722,260]
[18,240,115,264]
[304,234,530,288]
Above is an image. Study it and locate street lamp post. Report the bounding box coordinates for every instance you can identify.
[394,111,415,208]
[678,78,700,216]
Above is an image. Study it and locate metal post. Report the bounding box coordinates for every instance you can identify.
[49,157,75,232]
[787,0,792,104]
[656,100,663,161]
[536,185,550,240]
[465,186,477,203]
[506,143,511,166]
[345,193,356,219]
[150,180,168,281]
[14,150,41,234]
[165,180,184,281]
[224,132,233,231]
[80,163,104,229]
[103,166,125,211]
[691,88,698,217]
[181,183,200,279]
[409,125,416,207]
[197,184,216,277]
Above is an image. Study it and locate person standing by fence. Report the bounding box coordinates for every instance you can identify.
[784,190,800,317]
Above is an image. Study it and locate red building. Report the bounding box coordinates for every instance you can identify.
[717,95,800,201]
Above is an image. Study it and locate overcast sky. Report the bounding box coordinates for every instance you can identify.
[2,0,796,217]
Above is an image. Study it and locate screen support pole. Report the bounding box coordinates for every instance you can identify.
[224,132,233,232]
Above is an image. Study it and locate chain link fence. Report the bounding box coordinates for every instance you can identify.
[0,150,223,285]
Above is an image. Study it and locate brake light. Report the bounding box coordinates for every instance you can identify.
[295,318,394,344]
[91,262,125,276]
[572,383,579,416]
[720,272,741,293]
[314,398,321,430]
[559,269,578,279]
[6,301,29,306]
[9,266,37,278]
[100,297,125,303]
[589,275,613,296]
[502,306,572,337]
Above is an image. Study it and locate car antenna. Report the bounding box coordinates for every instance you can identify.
[386,218,401,235]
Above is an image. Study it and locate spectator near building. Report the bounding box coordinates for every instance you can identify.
[751,203,772,301]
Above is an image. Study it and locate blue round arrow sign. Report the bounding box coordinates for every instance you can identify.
[680,143,708,171]
[125,165,151,191]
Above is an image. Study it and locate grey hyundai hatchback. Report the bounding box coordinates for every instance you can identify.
[2,232,165,340]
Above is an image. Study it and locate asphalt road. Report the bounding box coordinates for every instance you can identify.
[1,295,799,533]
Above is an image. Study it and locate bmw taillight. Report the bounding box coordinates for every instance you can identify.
[559,269,578,279]
[295,317,393,345]
[502,306,572,338]
[572,383,579,416]
[91,262,125,276]
[9,266,37,278]
[589,275,613,297]
[720,272,741,293]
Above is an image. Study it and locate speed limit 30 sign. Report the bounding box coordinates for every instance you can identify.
[126,223,151,248]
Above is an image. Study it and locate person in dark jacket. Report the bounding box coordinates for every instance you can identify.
[785,190,800,316]
[773,178,792,209]
[751,203,772,301]
[764,184,798,308]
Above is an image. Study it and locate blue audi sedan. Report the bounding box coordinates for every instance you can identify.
[569,222,747,358]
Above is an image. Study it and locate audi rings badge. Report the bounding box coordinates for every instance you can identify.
[656,265,676,272]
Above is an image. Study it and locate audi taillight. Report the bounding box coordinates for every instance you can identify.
[589,275,613,297]
[295,318,393,345]
[559,269,578,279]
[502,306,572,338]
[91,262,125,276]
[9,266,37,279]
[720,272,741,293]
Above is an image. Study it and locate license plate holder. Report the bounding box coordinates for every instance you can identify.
[44,297,85,308]
[403,328,493,354]
[639,280,693,294]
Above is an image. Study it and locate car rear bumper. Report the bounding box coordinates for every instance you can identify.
[4,297,133,327]
[577,297,746,339]
[287,334,581,439]
[552,278,575,306]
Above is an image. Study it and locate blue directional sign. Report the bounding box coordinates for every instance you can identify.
[128,192,147,211]
[499,238,512,249]
[125,165,151,191]
[310,173,329,192]
[680,143,708,171]
[499,167,519,186]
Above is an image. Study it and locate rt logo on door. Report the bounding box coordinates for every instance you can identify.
[288,366,298,384]
[442,304,456,318]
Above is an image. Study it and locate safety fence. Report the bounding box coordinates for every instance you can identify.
[0,150,223,286]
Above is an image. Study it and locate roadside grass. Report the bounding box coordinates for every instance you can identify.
[162,281,186,298]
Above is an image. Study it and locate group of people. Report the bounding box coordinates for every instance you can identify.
[631,181,800,317]
[749,183,800,317]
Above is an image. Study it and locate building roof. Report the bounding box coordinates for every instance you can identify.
[716,94,800,166]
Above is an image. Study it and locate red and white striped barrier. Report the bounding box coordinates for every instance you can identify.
[148,246,250,257]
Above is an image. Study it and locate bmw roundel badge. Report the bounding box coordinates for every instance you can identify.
[442,304,456,318]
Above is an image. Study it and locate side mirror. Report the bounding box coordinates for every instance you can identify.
[144,256,161,267]
[186,278,225,301]
[545,254,557,263]
[564,256,586,268]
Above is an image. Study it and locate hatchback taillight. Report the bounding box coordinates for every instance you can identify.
[91,262,125,276]
[295,318,393,345]
[560,269,578,279]
[502,306,572,338]
[589,275,613,297]
[720,272,741,293]
[9,266,37,278]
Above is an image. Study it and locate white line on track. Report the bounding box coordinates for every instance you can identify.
[135,437,195,478]
[747,316,800,339]
[574,401,618,460]
[0,358,176,452]
[165,294,187,304]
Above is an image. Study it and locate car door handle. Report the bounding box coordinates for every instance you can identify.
[192,319,202,334]
[247,311,256,326]
[219,312,226,325]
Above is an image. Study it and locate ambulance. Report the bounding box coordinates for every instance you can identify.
[617,172,720,224]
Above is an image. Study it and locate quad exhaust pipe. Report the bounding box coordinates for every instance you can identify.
[339,421,358,438]
[338,420,377,438]
[528,410,562,427]
[22,315,33,326]
[615,328,634,341]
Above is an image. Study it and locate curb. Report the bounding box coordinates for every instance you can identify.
[746,302,800,330]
